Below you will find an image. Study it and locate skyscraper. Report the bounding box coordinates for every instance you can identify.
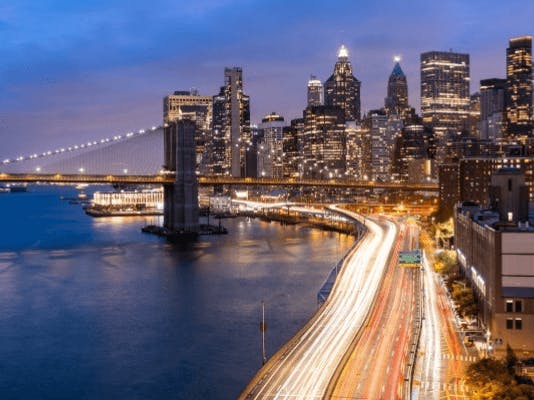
[257,112,286,178]
[210,92,228,175]
[282,118,304,178]
[469,92,481,138]
[324,45,361,121]
[345,122,369,180]
[480,78,506,140]
[302,106,346,179]
[392,119,435,183]
[163,90,212,173]
[307,75,323,107]
[420,51,470,138]
[385,58,409,117]
[163,90,212,125]
[505,36,533,139]
[210,67,251,177]
[363,110,402,182]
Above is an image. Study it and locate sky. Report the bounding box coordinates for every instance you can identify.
[1,0,533,158]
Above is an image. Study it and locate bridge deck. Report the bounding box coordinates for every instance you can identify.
[0,173,439,191]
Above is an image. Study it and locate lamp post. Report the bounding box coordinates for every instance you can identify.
[260,301,267,365]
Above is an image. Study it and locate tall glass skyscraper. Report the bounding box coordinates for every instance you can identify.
[324,45,361,121]
[385,58,409,117]
[420,51,470,138]
[302,106,346,179]
[505,36,533,139]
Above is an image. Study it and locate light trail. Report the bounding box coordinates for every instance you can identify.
[328,220,419,400]
[239,207,398,399]
[414,251,442,399]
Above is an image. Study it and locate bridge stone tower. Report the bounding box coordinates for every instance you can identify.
[163,119,199,236]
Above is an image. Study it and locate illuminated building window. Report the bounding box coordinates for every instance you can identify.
[515,318,522,330]
[506,318,514,329]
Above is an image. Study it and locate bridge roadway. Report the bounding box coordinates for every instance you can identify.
[239,208,399,399]
[0,173,438,192]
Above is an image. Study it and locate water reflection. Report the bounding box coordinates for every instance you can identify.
[0,187,353,399]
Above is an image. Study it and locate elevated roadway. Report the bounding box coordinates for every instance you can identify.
[0,173,438,192]
[327,220,420,399]
[239,208,399,399]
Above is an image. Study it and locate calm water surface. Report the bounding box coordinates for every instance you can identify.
[0,186,352,399]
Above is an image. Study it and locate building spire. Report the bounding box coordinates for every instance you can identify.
[391,61,405,77]
[338,44,349,60]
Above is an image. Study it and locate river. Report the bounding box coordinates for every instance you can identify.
[0,186,353,399]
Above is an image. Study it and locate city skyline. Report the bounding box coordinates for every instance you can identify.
[1,0,534,157]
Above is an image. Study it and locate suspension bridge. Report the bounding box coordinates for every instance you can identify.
[0,123,438,192]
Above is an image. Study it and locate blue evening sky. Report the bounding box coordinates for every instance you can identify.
[1,0,533,157]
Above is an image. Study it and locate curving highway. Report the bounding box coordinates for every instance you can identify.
[327,220,419,399]
[239,207,398,399]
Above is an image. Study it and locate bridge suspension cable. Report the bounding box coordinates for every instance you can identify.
[1,124,163,167]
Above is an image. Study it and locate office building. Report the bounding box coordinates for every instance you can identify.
[480,78,506,140]
[392,120,435,183]
[363,109,402,182]
[438,153,534,217]
[460,156,534,206]
[345,122,369,180]
[438,163,460,215]
[163,90,212,124]
[385,58,409,118]
[324,45,361,121]
[302,106,346,179]
[421,51,470,140]
[163,90,212,173]
[283,118,304,178]
[469,92,481,138]
[246,124,259,178]
[455,169,534,358]
[211,67,251,177]
[257,112,286,178]
[307,75,323,107]
[505,36,533,139]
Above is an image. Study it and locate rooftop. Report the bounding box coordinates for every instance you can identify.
[457,202,534,232]
[390,62,405,77]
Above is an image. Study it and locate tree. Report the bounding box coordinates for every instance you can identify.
[466,358,513,386]
[435,250,456,274]
[435,217,454,247]
[451,282,478,317]
[467,358,534,400]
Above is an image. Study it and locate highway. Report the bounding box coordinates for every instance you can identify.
[435,260,472,399]
[239,207,398,399]
[326,220,420,399]
[413,249,473,399]
[412,251,442,399]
